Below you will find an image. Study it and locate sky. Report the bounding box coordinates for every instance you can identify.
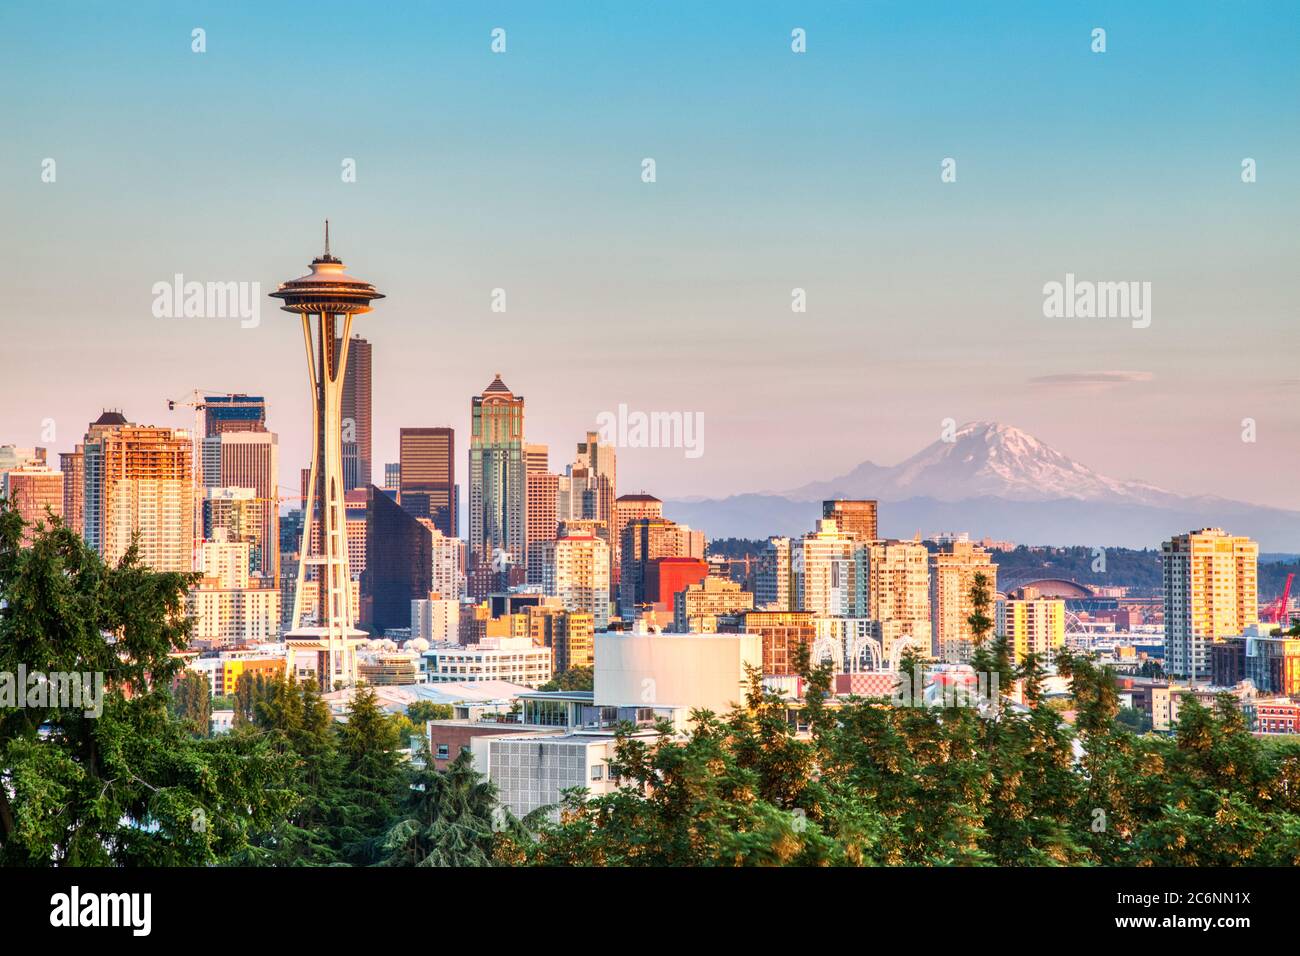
[2,1,1298,510]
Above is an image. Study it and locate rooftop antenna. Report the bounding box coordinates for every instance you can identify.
[324,219,331,258]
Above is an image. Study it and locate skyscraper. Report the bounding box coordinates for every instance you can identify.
[59,446,85,537]
[84,424,193,572]
[202,429,279,578]
[619,515,685,613]
[756,537,795,611]
[855,537,931,665]
[929,540,996,663]
[81,410,131,553]
[339,334,372,491]
[468,374,526,584]
[1162,528,1259,682]
[525,444,558,585]
[399,427,456,536]
[572,430,617,528]
[797,518,856,618]
[271,228,383,688]
[1,466,63,543]
[541,531,611,629]
[822,499,878,542]
[362,486,432,636]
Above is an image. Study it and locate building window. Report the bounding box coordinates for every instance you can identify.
[590,764,604,781]
[436,744,449,759]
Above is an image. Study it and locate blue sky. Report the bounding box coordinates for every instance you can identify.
[2,1,1298,509]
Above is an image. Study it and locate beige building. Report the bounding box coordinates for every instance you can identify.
[87,424,194,572]
[995,586,1066,663]
[541,531,611,628]
[798,518,856,618]
[673,575,755,633]
[855,537,931,662]
[1162,528,1259,681]
[929,540,996,663]
[187,533,281,646]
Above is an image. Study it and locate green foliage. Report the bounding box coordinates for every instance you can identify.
[379,745,518,867]
[6,500,1300,868]
[539,666,594,692]
[406,701,453,723]
[171,671,213,737]
[0,501,294,866]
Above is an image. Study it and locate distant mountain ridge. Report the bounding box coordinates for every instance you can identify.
[663,422,1300,550]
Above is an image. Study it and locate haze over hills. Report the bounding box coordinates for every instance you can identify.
[665,422,1300,550]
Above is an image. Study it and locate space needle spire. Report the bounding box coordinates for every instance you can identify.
[271,225,384,689]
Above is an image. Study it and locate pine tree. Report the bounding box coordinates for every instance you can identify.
[0,502,294,866]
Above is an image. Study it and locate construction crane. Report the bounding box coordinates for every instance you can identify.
[1261,573,1295,625]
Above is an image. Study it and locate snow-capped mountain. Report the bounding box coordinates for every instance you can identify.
[663,422,1300,548]
[785,422,1180,506]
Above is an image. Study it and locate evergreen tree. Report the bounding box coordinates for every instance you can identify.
[380,745,512,867]
[0,502,293,866]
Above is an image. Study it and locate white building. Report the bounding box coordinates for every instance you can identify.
[475,732,625,819]
[422,637,553,687]
[427,526,465,600]
[594,630,761,716]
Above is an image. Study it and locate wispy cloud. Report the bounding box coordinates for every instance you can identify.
[1029,371,1154,387]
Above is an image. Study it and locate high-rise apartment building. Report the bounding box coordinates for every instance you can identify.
[995,586,1066,664]
[59,446,85,537]
[1,466,63,543]
[798,519,857,618]
[756,537,796,611]
[929,540,996,663]
[84,423,194,572]
[468,375,526,580]
[855,538,931,664]
[673,576,755,633]
[202,487,264,566]
[418,521,465,600]
[541,532,611,629]
[1162,528,1259,681]
[613,493,662,582]
[823,499,878,542]
[400,427,456,536]
[339,334,372,490]
[187,531,281,647]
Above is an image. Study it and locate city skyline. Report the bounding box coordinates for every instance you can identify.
[3,1,1298,511]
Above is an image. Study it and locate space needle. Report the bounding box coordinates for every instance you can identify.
[271,223,384,689]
